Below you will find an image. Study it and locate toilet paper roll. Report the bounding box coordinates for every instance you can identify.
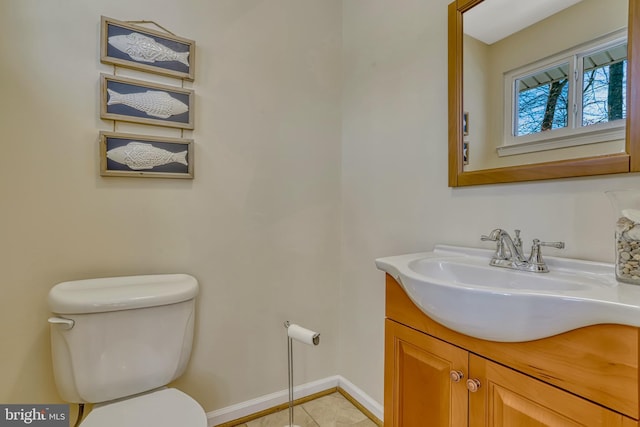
[287,324,320,346]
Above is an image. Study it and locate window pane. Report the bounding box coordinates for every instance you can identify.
[582,43,627,126]
[516,63,569,136]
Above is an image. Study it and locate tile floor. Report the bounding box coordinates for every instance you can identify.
[234,392,379,427]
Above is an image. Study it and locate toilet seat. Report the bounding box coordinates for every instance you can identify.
[80,388,207,427]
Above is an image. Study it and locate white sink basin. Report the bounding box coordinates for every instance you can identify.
[376,245,640,342]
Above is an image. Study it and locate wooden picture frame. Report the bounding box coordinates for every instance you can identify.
[100,131,194,179]
[100,74,194,129]
[100,16,195,81]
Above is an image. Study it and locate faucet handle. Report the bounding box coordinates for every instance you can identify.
[480,228,503,241]
[528,239,565,272]
[536,240,565,249]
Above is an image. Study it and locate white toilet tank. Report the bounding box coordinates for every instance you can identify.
[48,274,198,403]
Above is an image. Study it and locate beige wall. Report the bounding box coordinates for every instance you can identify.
[463,34,491,168]
[0,0,341,412]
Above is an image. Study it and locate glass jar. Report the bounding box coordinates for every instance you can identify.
[606,190,640,285]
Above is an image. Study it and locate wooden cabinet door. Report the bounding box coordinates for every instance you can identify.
[468,354,636,427]
[385,319,468,427]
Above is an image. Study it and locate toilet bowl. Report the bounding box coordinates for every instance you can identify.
[47,274,206,426]
[79,388,206,427]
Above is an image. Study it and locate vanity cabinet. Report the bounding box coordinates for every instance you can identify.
[384,274,639,427]
[385,319,468,426]
[467,354,631,426]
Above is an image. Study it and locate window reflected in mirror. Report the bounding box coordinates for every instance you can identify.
[513,40,628,138]
[500,30,627,157]
[516,63,569,136]
[581,43,627,126]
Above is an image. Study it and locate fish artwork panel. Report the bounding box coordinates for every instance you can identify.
[107,88,189,119]
[107,142,188,170]
[108,32,190,67]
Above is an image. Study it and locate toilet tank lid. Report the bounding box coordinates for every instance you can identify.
[48,274,198,314]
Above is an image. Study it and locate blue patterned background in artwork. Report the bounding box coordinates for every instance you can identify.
[106,137,189,174]
[106,23,190,74]
[106,80,190,124]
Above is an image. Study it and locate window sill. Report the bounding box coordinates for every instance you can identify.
[497,125,625,157]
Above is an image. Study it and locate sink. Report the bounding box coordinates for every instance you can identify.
[409,256,608,291]
[376,245,640,342]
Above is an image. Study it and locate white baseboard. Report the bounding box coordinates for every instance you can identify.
[206,375,382,426]
[335,376,383,421]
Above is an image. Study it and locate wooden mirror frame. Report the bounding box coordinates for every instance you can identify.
[448,0,640,187]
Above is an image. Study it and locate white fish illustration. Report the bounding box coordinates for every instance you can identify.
[107,88,189,119]
[107,142,188,170]
[108,32,189,67]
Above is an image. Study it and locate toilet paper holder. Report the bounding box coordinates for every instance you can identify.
[284,320,320,345]
[282,320,320,427]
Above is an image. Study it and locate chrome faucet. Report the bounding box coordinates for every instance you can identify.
[481,228,565,273]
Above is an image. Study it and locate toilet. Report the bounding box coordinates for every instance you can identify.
[47,274,207,427]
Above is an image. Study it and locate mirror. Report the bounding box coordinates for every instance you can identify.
[448,0,640,186]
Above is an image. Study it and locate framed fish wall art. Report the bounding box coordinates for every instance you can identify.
[100,74,194,129]
[99,131,194,179]
[100,16,195,81]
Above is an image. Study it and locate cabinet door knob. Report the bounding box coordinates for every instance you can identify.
[449,370,464,382]
[466,378,481,392]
